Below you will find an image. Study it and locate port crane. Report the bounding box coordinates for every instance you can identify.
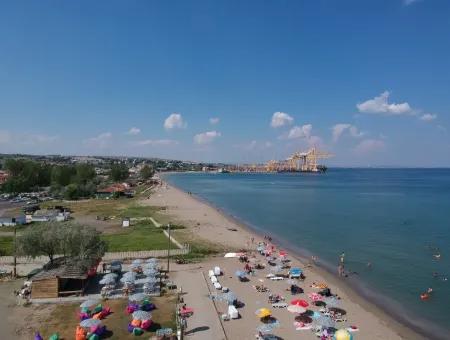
[266,147,333,172]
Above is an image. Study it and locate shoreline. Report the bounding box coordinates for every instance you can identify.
[148,176,430,340]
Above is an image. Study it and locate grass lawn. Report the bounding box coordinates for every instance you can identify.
[101,221,173,252]
[0,236,13,255]
[38,296,177,340]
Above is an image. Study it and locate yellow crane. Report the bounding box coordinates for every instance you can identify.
[267,147,333,172]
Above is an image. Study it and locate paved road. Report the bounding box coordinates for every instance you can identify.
[172,265,226,340]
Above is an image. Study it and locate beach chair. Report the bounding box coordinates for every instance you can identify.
[214,282,222,290]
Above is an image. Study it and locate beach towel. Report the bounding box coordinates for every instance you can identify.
[88,334,99,340]
[93,304,103,314]
[48,334,59,340]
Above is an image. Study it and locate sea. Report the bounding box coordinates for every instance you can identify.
[165,169,450,338]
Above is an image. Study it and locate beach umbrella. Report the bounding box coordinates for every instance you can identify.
[308,292,324,302]
[103,272,118,279]
[143,268,158,276]
[269,265,283,273]
[294,314,313,324]
[79,299,100,308]
[255,308,272,318]
[136,276,158,285]
[129,293,149,302]
[79,318,101,328]
[256,324,275,334]
[120,276,135,284]
[99,276,116,285]
[334,329,353,340]
[132,259,143,265]
[287,305,306,314]
[311,311,322,319]
[155,328,173,336]
[123,271,137,279]
[132,310,152,321]
[290,299,309,308]
[329,307,347,316]
[314,316,335,328]
[221,292,237,305]
[323,297,340,308]
[235,270,247,278]
[146,257,157,263]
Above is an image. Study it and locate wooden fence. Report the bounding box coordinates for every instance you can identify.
[0,245,191,265]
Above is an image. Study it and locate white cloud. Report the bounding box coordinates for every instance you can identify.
[84,132,112,149]
[164,113,186,130]
[23,134,58,144]
[135,139,178,146]
[332,124,364,142]
[355,139,385,155]
[209,117,220,125]
[404,0,421,6]
[287,124,312,139]
[357,91,412,115]
[271,112,294,128]
[0,130,12,144]
[193,131,221,145]
[420,113,437,122]
[127,127,141,135]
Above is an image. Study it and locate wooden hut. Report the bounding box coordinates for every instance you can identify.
[31,257,98,299]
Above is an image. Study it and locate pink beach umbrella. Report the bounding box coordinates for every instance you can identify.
[308,292,324,302]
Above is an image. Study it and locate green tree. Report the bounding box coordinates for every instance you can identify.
[110,163,129,181]
[18,223,61,264]
[64,183,79,200]
[51,165,76,186]
[75,164,96,184]
[18,222,107,264]
[140,165,154,180]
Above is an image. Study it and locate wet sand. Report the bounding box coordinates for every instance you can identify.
[142,181,423,340]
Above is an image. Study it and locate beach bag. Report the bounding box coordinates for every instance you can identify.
[132,327,144,336]
[131,319,141,327]
[127,323,135,333]
[141,319,152,330]
[34,332,43,340]
[48,334,59,340]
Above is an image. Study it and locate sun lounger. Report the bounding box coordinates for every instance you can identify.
[272,302,288,308]
[214,282,222,290]
[266,273,275,278]
[214,266,221,276]
[222,287,229,292]
[295,325,312,331]
[270,276,284,281]
[208,270,214,277]
[210,275,218,283]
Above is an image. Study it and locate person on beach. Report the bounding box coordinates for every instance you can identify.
[338,263,344,277]
[340,252,345,264]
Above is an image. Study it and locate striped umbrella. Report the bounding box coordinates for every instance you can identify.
[132,310,152,320]
[79,299,100,308]
[80,318,101,328]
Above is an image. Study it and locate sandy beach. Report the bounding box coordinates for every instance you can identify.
[143,180,423,340]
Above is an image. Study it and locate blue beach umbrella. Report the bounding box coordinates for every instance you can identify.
[235,270,247,277]
[314,316,335,328]
[80,318,101,328]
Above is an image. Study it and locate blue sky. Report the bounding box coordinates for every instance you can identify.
[0,0,449,166]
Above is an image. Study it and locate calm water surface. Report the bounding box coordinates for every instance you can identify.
[165,169,450,335]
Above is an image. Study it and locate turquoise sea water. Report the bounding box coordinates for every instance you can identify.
[165,169,450,338]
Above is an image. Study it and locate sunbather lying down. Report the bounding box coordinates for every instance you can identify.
[253,284,269,292]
